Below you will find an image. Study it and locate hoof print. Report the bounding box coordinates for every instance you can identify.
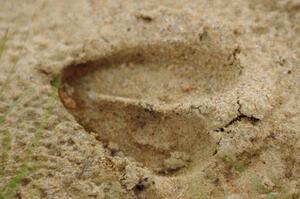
[59,41,241,174]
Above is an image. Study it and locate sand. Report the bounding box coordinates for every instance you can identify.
[0,0,300,198]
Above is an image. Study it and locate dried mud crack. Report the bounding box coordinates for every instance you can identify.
[216,100,261,132]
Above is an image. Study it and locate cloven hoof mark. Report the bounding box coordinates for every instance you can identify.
[58,41,241,174]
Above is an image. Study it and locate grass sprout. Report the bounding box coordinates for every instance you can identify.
[0,28,58,199]
[1,88,58,199]
[0,29,9,61]
[0,133,12,176]
[0,88,33,124]
[0,30,29,98]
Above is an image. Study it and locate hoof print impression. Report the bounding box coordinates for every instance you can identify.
[59,41,241,174]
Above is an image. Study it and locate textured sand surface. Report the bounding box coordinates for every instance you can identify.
[0,0,300,198]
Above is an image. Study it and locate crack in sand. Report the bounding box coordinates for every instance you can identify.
[215,99,260,133]
[224,100,260,128]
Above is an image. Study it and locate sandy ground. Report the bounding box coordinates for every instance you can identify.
[0,0,300,198]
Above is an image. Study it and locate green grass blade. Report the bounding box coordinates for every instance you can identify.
[50,73,62,89]
[5,163,28,198]
[1,89,57,199]
[0,62,18,98]
[0,30,29,98]
[0,28,8,61]
[0,88,33,124]
[0,88,34,197]
[0,133,12,176]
